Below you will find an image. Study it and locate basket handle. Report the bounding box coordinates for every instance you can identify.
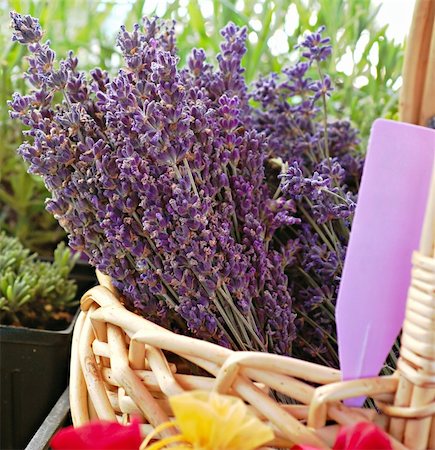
[399,0,435,126]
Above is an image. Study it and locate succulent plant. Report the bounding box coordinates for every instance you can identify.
[0,232,79,328]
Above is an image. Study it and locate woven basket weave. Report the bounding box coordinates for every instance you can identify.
[70,1,435,448]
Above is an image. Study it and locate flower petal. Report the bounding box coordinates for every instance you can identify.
[169,390,273,450]
[51,420,142,450]
[333,422,393,450]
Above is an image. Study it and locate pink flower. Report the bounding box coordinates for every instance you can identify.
[292,422,393,450]
[50,420,142,450]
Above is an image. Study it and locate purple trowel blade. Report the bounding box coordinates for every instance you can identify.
[336,119,435,405]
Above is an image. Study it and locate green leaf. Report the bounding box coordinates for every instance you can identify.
[188,0,208,48]
[246,0,274,81]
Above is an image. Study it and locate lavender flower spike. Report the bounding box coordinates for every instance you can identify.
[10,12,299,356]
[10,11,43,44]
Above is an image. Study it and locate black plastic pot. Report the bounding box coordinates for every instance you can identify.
[25,388,71,450]
[0,263,96,450]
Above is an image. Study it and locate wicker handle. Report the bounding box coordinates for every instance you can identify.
[399,0,435,126]
[390,3,435,447]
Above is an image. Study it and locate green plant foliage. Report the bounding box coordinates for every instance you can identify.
[0,232,79,328]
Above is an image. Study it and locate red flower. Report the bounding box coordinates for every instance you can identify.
[292,422,393,450]
[50,420,142,450]
[333,423,393,450]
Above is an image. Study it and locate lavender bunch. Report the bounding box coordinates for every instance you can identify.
[251,27,364,367]
[9,13,297,355]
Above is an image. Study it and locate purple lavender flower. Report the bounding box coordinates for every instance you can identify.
[297,26,332,62]
[10,13,297,356]
[251,27,363,367]
[10,12,42,43]
[10,13,363,365]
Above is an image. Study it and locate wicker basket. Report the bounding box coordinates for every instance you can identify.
[70,1,435,449]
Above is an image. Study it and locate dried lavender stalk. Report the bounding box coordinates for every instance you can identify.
[9,12,297,355]
[251,27,363,366]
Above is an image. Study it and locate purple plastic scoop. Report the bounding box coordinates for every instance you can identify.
[336,119,435,405]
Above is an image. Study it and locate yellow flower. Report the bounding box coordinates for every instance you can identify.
[141,390,274,450]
